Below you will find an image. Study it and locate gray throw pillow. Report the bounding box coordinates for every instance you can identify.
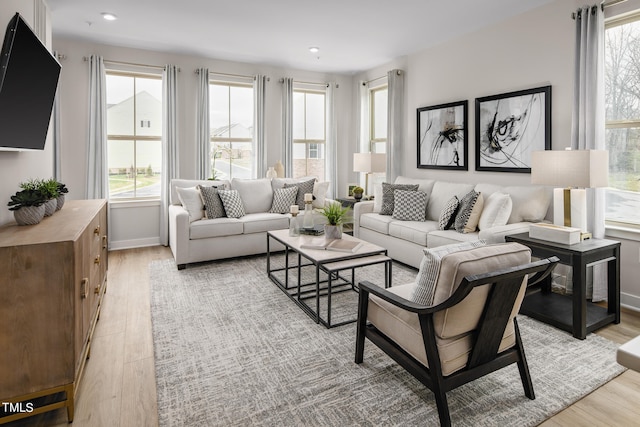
[198,185,226,219]
[380,183,419,215]
[270,186,298,214]
[217,189,246,218]
[438,196,459,230]
[392,190,427,221]
[285,178,316,210]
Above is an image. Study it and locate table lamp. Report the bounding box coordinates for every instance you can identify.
[531,149,608,236]
[353,152,386,197]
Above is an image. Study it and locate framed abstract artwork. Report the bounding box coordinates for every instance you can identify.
[417,100,468,170]
[475,85,551,173]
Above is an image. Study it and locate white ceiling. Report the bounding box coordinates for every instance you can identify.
[46,0,554,75]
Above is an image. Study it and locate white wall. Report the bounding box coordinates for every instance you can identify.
[0,0,54,226]
[353,0,640,310]
[51,38,355,249]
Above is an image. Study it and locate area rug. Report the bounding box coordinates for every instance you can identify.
[150,255,625,427]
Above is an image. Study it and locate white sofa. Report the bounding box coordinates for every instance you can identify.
[354,176,552,268]
[169,177,330,269]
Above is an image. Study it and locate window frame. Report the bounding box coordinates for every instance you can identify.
[292,87,327,178]
[105,70,163,201]
[369,84,388,153]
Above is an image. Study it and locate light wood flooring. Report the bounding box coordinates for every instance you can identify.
[5,246,640,427]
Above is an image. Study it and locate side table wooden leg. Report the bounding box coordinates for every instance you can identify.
[573,259,588,339]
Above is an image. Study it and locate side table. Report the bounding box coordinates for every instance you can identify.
[336,197,360,235]
[505,232,620,339]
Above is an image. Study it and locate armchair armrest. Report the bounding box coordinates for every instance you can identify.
[478,222,535,244]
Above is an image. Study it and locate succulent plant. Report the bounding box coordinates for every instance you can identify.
[7,189,48,211]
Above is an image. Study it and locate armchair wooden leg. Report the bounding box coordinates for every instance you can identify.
[514,318,535,400]
[433,389,451,427]
[355,288,369,364]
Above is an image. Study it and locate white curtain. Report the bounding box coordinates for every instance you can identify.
[52,52,61,181]
[196,68,210,179]
[254,75,267,178]
[572,5,607,301]
[160,65,179,246]
[87,55,108,199]
[282,77,294,177]
[387,69,404,182]
[325,82,337,198]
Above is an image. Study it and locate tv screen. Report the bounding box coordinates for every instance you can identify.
[0,13,61,151]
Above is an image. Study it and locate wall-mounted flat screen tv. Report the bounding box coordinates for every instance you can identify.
[0,13,61,151]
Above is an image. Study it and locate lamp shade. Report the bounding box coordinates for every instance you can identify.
[353,152,386,173]
[531,149,609,188]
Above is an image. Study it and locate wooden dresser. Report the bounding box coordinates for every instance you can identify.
[0,199,108,424]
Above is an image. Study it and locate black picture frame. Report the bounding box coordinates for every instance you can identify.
[417,100,468,170]
[475,85,551,173]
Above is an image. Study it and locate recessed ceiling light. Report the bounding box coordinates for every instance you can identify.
[309,47,319,53]
[101,12,118,21]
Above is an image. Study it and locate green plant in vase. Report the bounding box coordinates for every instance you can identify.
[352,186,364,200]
[20,178,59,216]
[55,181,69,210]
[320,202,350,239]
[7,187,48,225]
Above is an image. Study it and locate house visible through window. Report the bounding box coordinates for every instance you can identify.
[605,12,640,227]
[293,86,326,180]
[106,71,162,199]
[209,80,254,180]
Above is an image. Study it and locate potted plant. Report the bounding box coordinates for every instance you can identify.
[352,186,364,201]
[7,188,48,225]
[56,181,69,211]
[320,202,350,239]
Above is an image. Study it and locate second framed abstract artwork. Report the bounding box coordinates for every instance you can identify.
[417,100,468,170]
[475,85,551,173]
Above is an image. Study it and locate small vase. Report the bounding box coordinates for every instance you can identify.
[44,199,57,216]
[289,213,300,237]
[266,167,277,179]
[56,194,65,211]
[324,224,342,240]
[303,202,314,229]
[13,205,45,225]
[354,192,363,201]
[274,160,285,178]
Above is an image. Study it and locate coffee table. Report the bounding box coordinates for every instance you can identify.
[266,229,391,328]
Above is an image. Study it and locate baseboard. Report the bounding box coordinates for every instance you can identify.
[109,237,161,251]
[621,292,640,312]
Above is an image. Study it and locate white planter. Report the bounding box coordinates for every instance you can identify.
[324,224,342,240]
[44,199,57,216]
[13,205,45,225]
[56,194,65,211]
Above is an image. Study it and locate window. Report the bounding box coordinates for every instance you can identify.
[370,85,388,154]
[209,81,254,180]
[605,13,640,226]
[106,71,162,199]
[293,87,326,180]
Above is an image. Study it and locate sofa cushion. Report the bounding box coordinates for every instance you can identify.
[479,192,512,230]
[438,196,459,230]
[231,178,273,214]
[394,176,436,196]
[190,218,243,239]
[426,181,475,221]
[411,240,487,306]
[176,186,205,222]
[427,229,480,247]
[380,183,419,215]
[241,213,290,234]
[388,220,438,246]
[360,213,395,235]
[392,190,427,221]
[285,178,316,210]
[218,189,246,218]
[270,186,298,214]
[454,190,484,233]
[505,185,551,223]
[198,185,226,219]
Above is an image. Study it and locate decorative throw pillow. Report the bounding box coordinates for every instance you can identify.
[217,189,246,218]
[392,190,427,221]
[454,190,484,233]
[285,178,316,210]
[312,181,330,209]
[176,186,205,222]
[411,240,487,306]
[380,183,419,215]
[478,192,513,230]
[198,185,226,219]
[438,196,459,230]
[270,186,298,214]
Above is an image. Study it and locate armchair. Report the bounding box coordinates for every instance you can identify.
[355,242,558,427]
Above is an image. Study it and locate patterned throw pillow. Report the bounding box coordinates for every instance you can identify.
[411,240,487,306]
[198,185,226,219]
[284,178,316,210]
[438,196,459,230]
[217,189,246,218]
[270,186,298,214]
[454,190,484,233]
[380,183,419,215]
[392,190,427,221]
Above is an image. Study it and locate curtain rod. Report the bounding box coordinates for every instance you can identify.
[571,0,626,19]
[363,75,386,86]
[278,78,331,88]
[82,57,179,71]
[196,69,264,81]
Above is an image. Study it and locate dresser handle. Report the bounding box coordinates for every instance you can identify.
[94,283,101,295]
[94,225,100,236]
[94,256,100,265]
[102,235,107,250]
[81,278,88,298]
